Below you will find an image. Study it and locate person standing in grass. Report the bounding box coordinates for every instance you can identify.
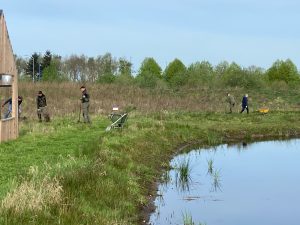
[36,91,48,122]
[226,93,235,113]
[240,94,249,114]
[2,96,23,118]
[80,86,91,123]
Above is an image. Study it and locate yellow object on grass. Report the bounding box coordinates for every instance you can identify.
[259,108,269,114]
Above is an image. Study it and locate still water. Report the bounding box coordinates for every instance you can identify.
[149,140,300,225]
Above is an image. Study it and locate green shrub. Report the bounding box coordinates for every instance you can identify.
[97,73,116,83]
[135,72,161,88]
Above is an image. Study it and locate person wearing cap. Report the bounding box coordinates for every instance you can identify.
[240,94,249,114]
[2,96,23,118]
[36,91,48,122]
[226,93,235,113]
[80,86,91,123]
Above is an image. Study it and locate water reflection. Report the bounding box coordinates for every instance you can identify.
[150,139,300,225]
[211,170,222,192]
[207,159,214,175]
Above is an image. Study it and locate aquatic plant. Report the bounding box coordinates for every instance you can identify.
[175,159,192,192]
[182,212,206,225]
[211,170,222,192]
[207,159,214,175]
[178,160,190,180]
[182,212,195,225]
[161,171,171,187]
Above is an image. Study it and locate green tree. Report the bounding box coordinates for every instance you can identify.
[164,58,186,81]
[95,53,118,82]
[87,57,97,82]
[267,59,299,83]
[135,72,161,88]
[101,53,118,76]
[97,73,116,83]
[138,57,162,78]
[26,53,40,81]
[42,61,60,81]
[221,62,244,87]
[187,61,215,86]
[221,62,264,88]
[41,50,52,71]
[215,61,229,77]
[15,55,27,78]
[119,58,132,76]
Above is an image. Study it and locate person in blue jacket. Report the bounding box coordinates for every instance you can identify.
[240,94,249,114]
[2,96,23,118]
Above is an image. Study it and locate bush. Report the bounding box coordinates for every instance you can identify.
[135,72,161,88]
[114,74,134,85]
[167,72,188,88]
[97,73,116,83]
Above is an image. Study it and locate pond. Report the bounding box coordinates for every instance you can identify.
[149,139,300,225]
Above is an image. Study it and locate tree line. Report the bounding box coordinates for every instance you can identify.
[16,51,300,88]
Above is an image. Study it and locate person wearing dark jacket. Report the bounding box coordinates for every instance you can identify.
[36,91,49,122]
[80,86,91,123]
[2,96,23,118]
[240,94,249,114]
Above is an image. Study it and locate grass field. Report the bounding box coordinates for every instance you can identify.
[1,109,300,224]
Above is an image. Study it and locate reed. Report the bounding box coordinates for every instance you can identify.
[175,158,192,191]
[182,212,206,225]
[211,170,222,192]
[207,159,214,175]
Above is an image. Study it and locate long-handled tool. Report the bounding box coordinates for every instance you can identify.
[77,104,81,123]
[105,115,124,132]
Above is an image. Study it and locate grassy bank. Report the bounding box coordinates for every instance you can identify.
[0,111,300,224]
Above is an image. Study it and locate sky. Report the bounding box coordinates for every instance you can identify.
[1,0,300,70]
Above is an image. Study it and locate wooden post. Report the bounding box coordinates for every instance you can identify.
[0,10,19,142]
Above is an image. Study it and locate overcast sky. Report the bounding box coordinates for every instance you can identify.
[2,0,300,70]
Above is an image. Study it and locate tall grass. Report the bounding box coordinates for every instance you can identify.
[207,159,214,175]
[211,170,222,192]
[16,81,300,120]
[1,167,63,213]
[175,158,192,192]
[182,212,206,225]
[206,132,223,146]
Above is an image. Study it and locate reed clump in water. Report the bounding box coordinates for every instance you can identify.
[175,159,192,192]
[207,158,214,175]
[211,170,222,192]
[182,212,206,225]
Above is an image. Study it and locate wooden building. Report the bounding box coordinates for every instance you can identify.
[0,10,19,142]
